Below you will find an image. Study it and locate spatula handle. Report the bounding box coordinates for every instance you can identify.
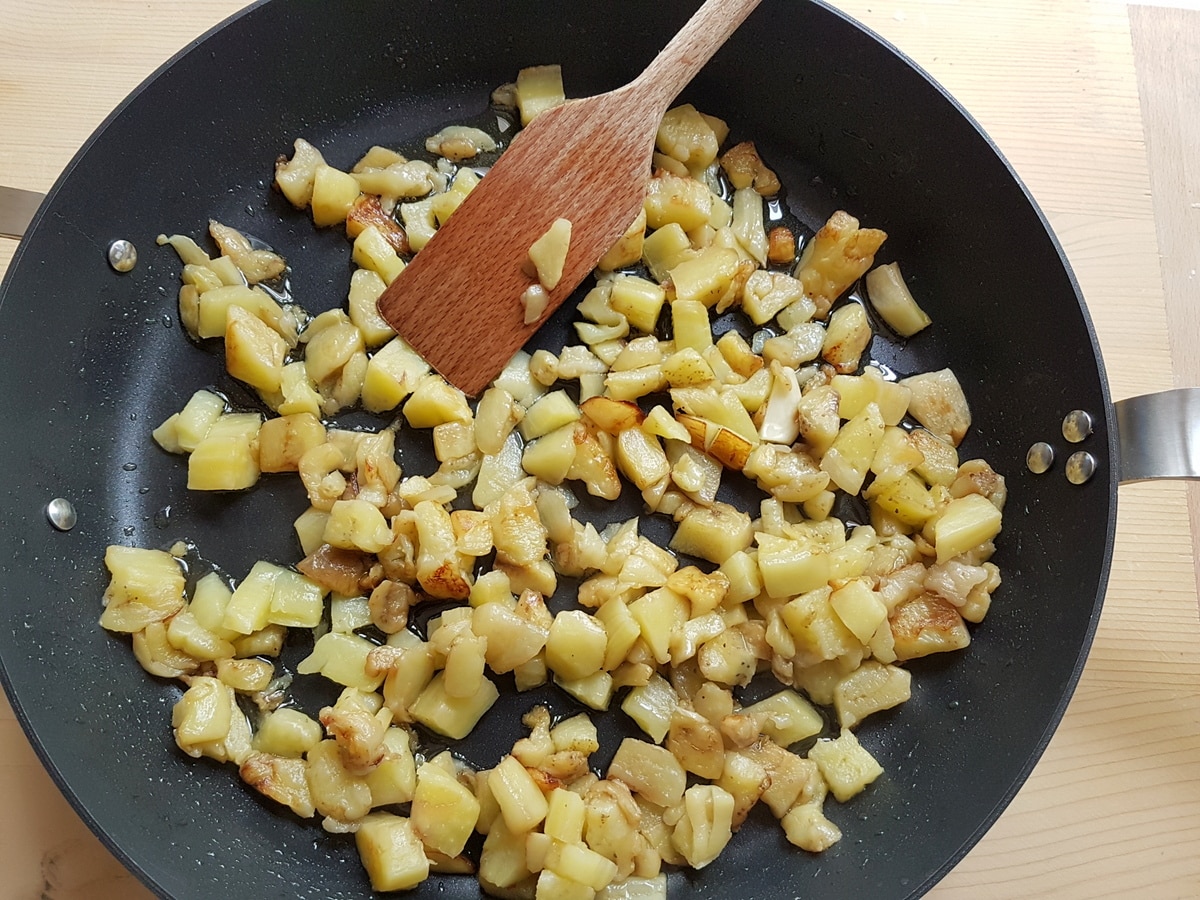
[631,0,763,110]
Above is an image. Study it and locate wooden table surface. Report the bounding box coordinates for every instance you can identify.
[2,1,1199,897]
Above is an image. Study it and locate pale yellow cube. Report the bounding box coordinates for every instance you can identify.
[355,812,430,891]
[311,164,361,227]
[807,729,884,802]
[412,761,481,856]
[546,610,608,681]
[489,754,549,834]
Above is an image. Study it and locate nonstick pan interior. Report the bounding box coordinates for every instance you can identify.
[0,2,1113,897]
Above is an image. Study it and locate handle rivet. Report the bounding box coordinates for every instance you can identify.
[1065,451,1096,485]
[1062,409,1093,443]
[108,239,137,273]
[46,497,78,531]
[1026,442,1055,474]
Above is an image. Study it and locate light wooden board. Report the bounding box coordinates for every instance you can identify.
[1,2,1198,898]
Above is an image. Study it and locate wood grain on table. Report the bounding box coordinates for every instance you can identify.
[1,1,1198,898]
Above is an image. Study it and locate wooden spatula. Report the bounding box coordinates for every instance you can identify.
[376,0,762,396]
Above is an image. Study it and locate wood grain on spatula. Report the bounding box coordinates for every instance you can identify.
[376,0,761,396]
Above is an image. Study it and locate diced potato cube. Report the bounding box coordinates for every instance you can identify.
[866,262,932,337]
[523,424,579,485]
[546,839,619,891]
[98,545,186,633]
[365,729,417,808]
[716,752,770,828]
[781,802,842,852]
[275,137,326,208]
[253,708,324,758]
[555,669,614,710]
[627,588,688,666]
[404,373,471,428]
[296,631,383,691]
[642,223,694,283]
[580,396,645,435]
[834,661,912,728]
[521,390,581,440]
[311,164,361,227]
[596,876,667,900]
[362,337,431,413]
[695,626,756,686]
[717,550,762,606]
[620,673,678,743]
[225,304,285,393]
[911,428,960,486]
[410,672,499,739]
[546,610,608,681]
[536,869,595,900]
[756,533,830,598]
[731,187,767,265]
[164,609,233,662]
[267,568,325,629]
[430,167,481,225]
[720,141,780,195]
[598,209,647,271]
[743,690,824,747]
[352,224,406,285]
[866,471,936,528]
[544,788,586,844]
[819,402,885,495]
[516,64,565,126]
[670,784,735,869]
[669,248,740,308]
[489,754,549,834]
[480,817,535,892]
[187,412,262,491]
[257,413,326,473]
[807,729,884,802]
[239,753,315,818]
[644,170,712,233]
[820,302,872,375]
[222,560,281,635]
[608,738,686,808]
[277,362,322,417]
[400,195,438,251]
[889,593,971,660]
[670,502,753,565]
[528,217,573,290]
[780,587,860,667]
[933,493,1003,562]
[172,675,233,750]
[656,104,720,170]
[356,813,430,891]
[740,270,803,325]
[828,578,887,643]
[347,268,395,347]
[412,761,481,857]
[610,275,665,333]
[901,368,971,446]
[796,210,887,319]
[665,708,724,779]
[323,498,393,554]
[472,602,548,673]
[174,389,226,451]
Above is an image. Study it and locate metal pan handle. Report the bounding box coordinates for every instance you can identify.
[0,186,43,240]
[1115,388,1200,482]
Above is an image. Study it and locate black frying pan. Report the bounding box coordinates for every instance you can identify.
[0,1,1118,897]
